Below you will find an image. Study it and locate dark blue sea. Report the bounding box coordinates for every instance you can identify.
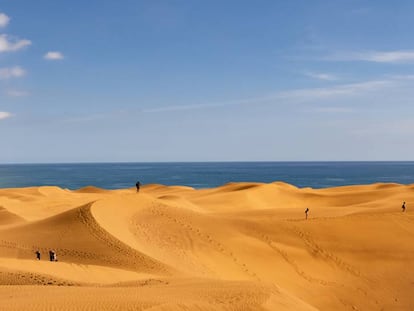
[1,162,414,190]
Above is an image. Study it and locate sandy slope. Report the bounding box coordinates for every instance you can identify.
[0,182,413,310]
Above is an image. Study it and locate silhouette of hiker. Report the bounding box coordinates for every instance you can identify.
[402,202,406,212]
[35,250,41,260]
[49,250,57,262]
[305,208,309,220]
[136,181,141,193]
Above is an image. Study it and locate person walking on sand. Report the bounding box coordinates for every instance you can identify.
[402,202,406,212]
[35,250,41,260]
[136,181,141,193]
[50,250,57,262]
[305,208,309,220]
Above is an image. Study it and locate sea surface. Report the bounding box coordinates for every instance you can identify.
[1,162,414,190]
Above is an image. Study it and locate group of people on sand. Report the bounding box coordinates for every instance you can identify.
[35,250,57,262]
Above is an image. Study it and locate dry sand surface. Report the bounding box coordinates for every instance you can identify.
[0,182,413,310]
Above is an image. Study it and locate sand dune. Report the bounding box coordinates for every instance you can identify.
[0,182,413,310]
[0,206,25,227]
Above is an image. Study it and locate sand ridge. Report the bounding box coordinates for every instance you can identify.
[0,182,413,310]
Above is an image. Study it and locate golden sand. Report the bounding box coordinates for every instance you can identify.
[0,182,413,310]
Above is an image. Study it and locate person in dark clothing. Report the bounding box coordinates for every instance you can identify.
[305,208,309,220]
[402,202,406,212]
[136,181,141,193]
[49,250,53,262]
[35,250,41,260]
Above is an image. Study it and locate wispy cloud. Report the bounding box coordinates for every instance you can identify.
[143,102,234,113]
[314,107,354,113]
[44,51,64,60]
[384,74,414,80]
[304,72,338,81]
[63,76,410,123]
[330,50,414,63]
[5,89,29,97]
[0,13,10,28]
[0,34,31,53]
[144,79,394,113]
[0,66,26,79]
[62,113,110,123]
[0,111,12,120]
[277,80,392,101]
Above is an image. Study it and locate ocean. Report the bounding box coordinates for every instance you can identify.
[1,162,414,190]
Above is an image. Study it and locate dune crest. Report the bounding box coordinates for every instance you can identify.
[0,182,413,310]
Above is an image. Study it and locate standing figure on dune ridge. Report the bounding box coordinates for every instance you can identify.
[136,181,141,193]
[305,208,309,220]
[35,250,41,260]
[402,202,406,212]
[50,250,57,262]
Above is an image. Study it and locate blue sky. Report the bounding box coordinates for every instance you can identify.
[1,0,414,162]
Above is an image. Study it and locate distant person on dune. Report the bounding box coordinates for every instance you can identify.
[402,202,406,212]
[35,250,41,260]
[136,181,141,193]
[305,208,309,220]
[49,250,57,262]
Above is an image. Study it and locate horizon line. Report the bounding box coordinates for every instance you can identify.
[1,160,414,165]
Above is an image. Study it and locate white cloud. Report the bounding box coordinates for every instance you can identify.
[314,107,354,113]
[0,13,10,28]
[143,79,394,113]
[330,50,414,63]
[0,66,26,79]
[62,113,113,123]
[277,80,393,101]
[305,72,338,81]
[143,102,231,113]
[384,74,414,80]
[6,89,29,97]
[65,75,408,119]
[44,51,64,60]
[0,34,31,53]
[0,111,12,120]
